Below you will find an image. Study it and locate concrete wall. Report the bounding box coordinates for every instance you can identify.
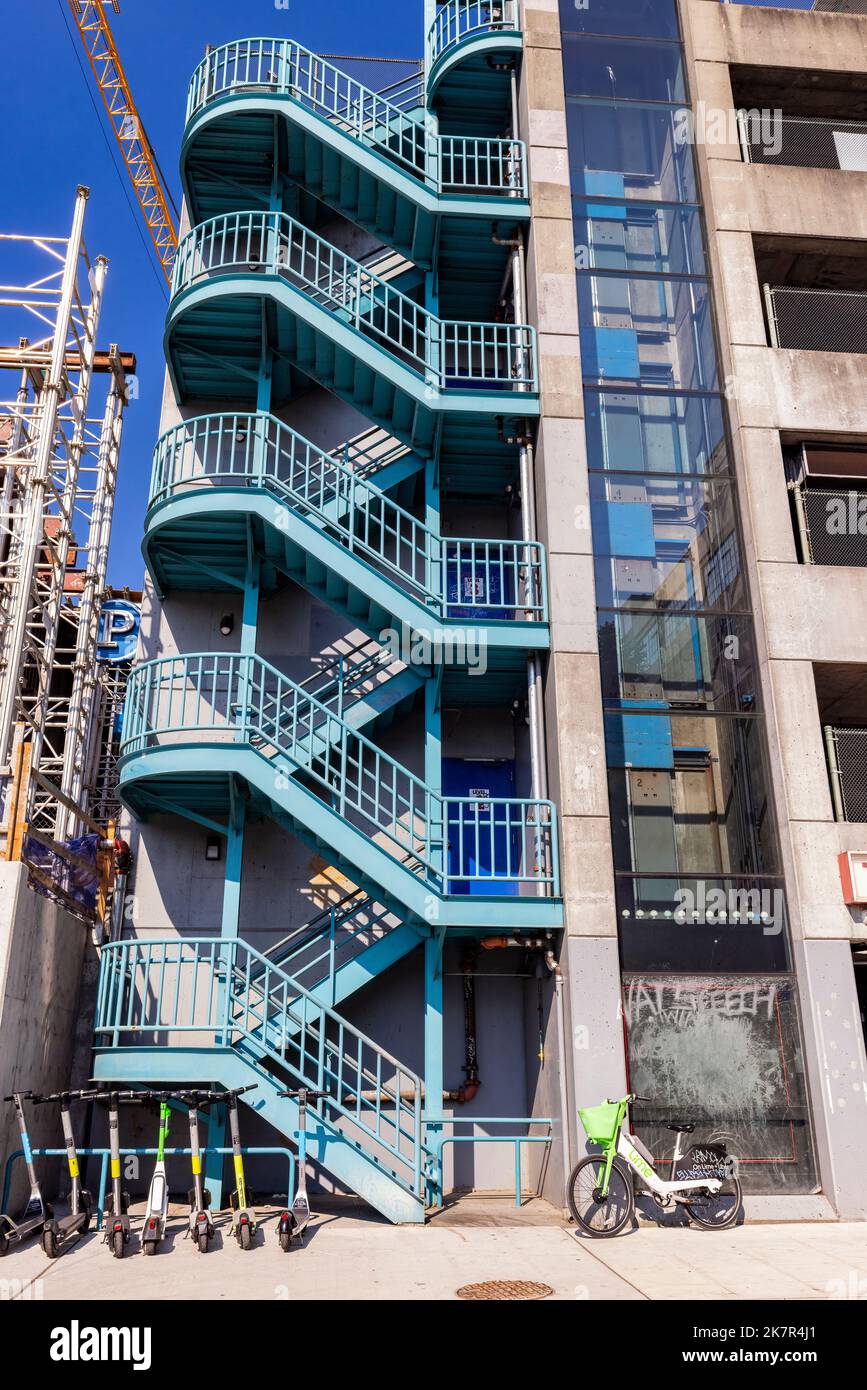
[684,0,867,1214]
[0,862,87,1211]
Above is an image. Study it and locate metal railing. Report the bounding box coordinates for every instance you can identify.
[120,653,559,896]
[3,1146,298,1228]
[764,283,867,355]
[171,213,537,392]
[428,1,519,73]
[790,481,867,566]
[426,1116,553,1209]
[739,110,867,172]
[94,936,426,1197]
[150,412,547,621]
[185,37,526,197]
[257,888,398,1001]
[824,725,867,823]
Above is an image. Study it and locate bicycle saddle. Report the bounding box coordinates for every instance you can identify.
[666,1122,695,1134]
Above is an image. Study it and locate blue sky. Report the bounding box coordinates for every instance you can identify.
[0,0,817,585]
[0,0,422,586]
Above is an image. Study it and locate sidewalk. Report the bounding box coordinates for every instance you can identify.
[1,1199,866,1301]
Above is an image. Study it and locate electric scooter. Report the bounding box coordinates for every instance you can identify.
[276,1089,328,1251]
[0,1092,52,1256]
[226,1085,258,1249]
[177,1091,215,1252]
[141,1094,172,1256]
[97,1090,135,1258]
[35,1091,93,1258]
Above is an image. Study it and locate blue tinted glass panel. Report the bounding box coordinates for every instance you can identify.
[597,610,759,713]
[578,274,718,391]
[562,35,686,103]
[558,0,680,40]
[605,713,781,876]
[585,392,730,476]
[574,200,706,277]
[567,100,698,203]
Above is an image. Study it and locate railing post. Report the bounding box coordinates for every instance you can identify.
[763,282,780,349]
[328,909,337,1008]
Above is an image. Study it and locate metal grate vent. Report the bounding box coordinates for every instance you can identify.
[456,1280,554,1301]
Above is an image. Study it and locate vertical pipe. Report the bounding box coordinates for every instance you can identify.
[424,930,444,1206]
[824,725,846,824]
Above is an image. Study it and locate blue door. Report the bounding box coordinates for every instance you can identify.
[442,758,519,896]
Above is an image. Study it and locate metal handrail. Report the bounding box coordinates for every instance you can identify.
[171,213,537,393]
[428,1,519,73]
[2,1146,299,1229]
[94,936,426,1196]
[120,652,559,894]
[185,37,526,197]
[149,411,547,620]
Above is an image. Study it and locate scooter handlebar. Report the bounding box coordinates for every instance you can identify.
[277,1089,329,1100]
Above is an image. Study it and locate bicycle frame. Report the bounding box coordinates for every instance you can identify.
[595,1100,722,1201]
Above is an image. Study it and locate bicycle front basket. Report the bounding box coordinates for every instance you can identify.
[578,1102,621,1145]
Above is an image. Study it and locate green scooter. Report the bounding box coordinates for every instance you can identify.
[141,1095,172,1256]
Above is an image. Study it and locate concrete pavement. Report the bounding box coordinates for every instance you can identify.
[1,1201,865,1301]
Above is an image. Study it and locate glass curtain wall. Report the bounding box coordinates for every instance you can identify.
[558,0,816,1191]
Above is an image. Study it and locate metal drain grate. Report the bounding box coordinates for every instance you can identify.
[456,1279,554,1301]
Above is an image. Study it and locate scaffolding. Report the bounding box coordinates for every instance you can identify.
[0,185,134,850]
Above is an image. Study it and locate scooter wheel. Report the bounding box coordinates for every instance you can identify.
[112,1229,125,1259]
[239,1222,252,1251]
[279,1230,292,1253]
[196,1228,209,1254]
[143,1241,156,1256]
[0,1230,9,1257]
[42,1228,59,1260]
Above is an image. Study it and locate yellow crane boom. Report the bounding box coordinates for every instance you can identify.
[68,1,178,283]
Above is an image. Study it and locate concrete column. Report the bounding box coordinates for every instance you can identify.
[520,3,628,1194]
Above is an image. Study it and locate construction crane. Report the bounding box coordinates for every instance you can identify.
[67,1,178,283]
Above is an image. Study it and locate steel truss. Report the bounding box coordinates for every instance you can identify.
[0,186,132,845]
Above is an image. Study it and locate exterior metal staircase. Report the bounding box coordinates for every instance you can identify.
[104,10,561,1222]
[119,651,560,927]
[180,35,528,317]
[145,410,548,652]
[93,935,429,1223]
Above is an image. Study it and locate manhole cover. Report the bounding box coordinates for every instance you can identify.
[456,1279,554,1301]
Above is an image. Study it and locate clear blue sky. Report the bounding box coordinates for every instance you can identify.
[0,0,817,585]
[0,0,422,586]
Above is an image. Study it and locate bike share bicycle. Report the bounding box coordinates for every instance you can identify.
[567,1093,742,1237]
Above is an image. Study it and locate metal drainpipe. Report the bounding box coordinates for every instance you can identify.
[824,725,846,823]
[547,951,573,1205]
[789,480,812,565]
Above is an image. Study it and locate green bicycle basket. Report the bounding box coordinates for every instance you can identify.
[578,1102,622,1145]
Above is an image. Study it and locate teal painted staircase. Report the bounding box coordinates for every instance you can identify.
[180,35,528,317]
[144,410,548,654]
[165,210,538,491]
[118,652,560,928]
[103,11,559,1222]
[93,935,429,1223]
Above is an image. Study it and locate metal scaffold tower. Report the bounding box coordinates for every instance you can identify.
[0,185,134,848]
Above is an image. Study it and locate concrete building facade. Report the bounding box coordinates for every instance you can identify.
[100,1,867,1220]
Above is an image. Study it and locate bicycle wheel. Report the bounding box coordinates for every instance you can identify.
[567,1156,634,1237]
[685,1176,742,1230]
